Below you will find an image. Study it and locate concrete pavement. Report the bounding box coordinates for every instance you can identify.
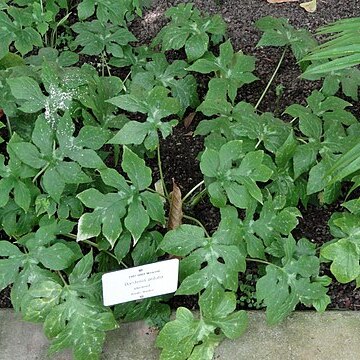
[1,309,360,359]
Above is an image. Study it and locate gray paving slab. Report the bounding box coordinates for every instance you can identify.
[216,311,360,360]
[1,309,360,359]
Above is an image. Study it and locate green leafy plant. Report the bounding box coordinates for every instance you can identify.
[187,39,258,102]
[0,242,118,358]
[0,3,360,360]
[238,274,261,309]
[130,52,199,116]
[77,146,165,246]
[107,85,180,151]
[321,200,360,284]
[256,235,330,324]
[255,16,317,62]
[285,90,358,203]
[76,71,125,128]
[200,140,273,209]
[158,207,248,358]
[301,17,360,101]
[303,17,360,75]
[0,5,43,58]
[71,20,137,72]
[152,3,226,62]
[0,0,69,58]
[77,0,149,24]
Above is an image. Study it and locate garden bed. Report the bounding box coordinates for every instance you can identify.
[3,0,358,311]
[130,0,360,311]
[1,0,360,359]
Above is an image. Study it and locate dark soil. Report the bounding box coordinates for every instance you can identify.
[1,0,360,310]
[0,286,10,308]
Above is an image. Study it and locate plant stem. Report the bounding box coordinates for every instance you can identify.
[57,271,68,286]
[100,52,112,77]
[50,12,72,48]
[157,145,169,199]
[199,293,203,320]
[6,116,12,138]
[113,144,120,166]
[246,258,272,266]
[83,239,128,268]
[121,71,131,92]
[124,179,167,199]
[64,233,77,240]
[105,60,112,77]
[39,0,48,46]
[145,186,167,199]
[63,234,128,267]
[182,214,210,238]
[255,47,287,111]
[101,52,105,77]
[182,180,205,203]
[246,258,288,275]
[255,138,262,149]
[188,188,207,208]
[32,163,50,183]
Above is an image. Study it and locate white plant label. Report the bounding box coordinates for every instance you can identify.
[102,259,179,306]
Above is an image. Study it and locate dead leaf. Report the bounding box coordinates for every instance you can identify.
[167,179,183,230]
[267,0,298,3]
[183,112,196,129]
[300,0,317,12]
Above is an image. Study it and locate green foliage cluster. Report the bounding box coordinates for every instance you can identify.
[0,1,360,359]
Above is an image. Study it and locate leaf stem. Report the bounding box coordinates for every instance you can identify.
[255,47,287,111]
[39,0,48,46]
[63,234,128,267]
[182,180,205,203]
[64,233,77,239]
[124,179,167,199]
[83,239,128,268]
[32,163,50,183]
[57,271,68,286]
[6,116,12,138]
[246,258,290,277]
[182,214,210,238]
[145,185,168,199]
[188,188,207,208]
[255,138,262,149]
[157,145,169,199]
[121,71,131,92]
[198,293,203,320]
[100,52,112,77]
[50,12,72,48]
[246,258,273,266]
[101,52,105,77]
